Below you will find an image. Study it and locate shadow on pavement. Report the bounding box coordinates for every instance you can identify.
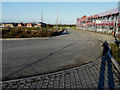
[61,28,69,35]
[98,41,115,89]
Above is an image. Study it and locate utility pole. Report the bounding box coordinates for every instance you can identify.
[41,11,44,30]
[56,8,59,30]
[41,11,44,23]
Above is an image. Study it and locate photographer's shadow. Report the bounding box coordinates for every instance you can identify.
[98,41,115,89]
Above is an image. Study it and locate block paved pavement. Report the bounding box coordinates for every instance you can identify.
[1,55,120,89]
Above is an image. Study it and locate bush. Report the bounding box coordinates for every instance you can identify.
[2,27,64,38]
[110,44,120,64]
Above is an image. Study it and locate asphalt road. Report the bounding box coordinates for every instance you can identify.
[2,29,115,81]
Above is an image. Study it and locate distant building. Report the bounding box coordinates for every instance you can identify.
[17,23,26,27]
[37,22,46,27]
[2,22,47,28]
[2,23,14,27]
[76,8,119,35]
[27,23,33,27]
[17,23,22,27]
[37,22,42,27]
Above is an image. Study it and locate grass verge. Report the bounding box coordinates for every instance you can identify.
[110,43,120,64]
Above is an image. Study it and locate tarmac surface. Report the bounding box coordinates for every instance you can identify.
[1,55,120,89]
[2,29,115,81]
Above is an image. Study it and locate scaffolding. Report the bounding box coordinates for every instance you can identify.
[76,8,120,35]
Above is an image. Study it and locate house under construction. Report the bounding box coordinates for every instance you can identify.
[76,8,120,36]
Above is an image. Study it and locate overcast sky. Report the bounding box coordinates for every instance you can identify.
[2,2,118,24]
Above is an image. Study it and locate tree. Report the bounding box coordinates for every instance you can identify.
[32,22,37,26]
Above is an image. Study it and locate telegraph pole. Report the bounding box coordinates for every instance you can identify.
[41,11,44,30]
[56,8,59,30]
[41,11,43,23]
